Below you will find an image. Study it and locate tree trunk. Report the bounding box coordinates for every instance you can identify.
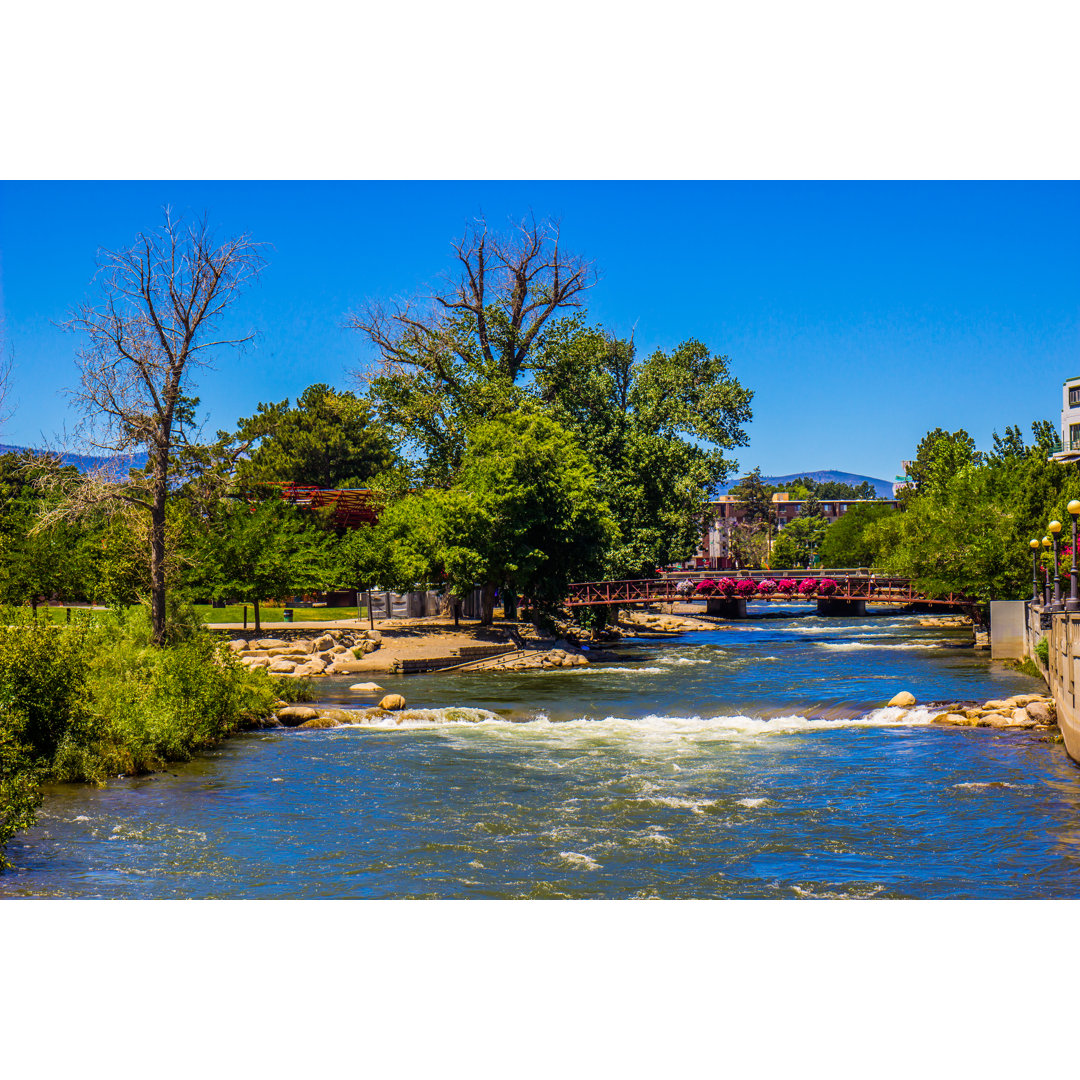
[254,597,261,633]
[479,581,497,625]
[149,448,168,646]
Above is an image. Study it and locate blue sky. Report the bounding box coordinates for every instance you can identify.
[1,180,1076,482]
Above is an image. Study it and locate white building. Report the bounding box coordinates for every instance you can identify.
[1052,376,1080,464]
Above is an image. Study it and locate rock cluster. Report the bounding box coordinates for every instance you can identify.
[228,629,381,677]
[931,693,1057,730]
[269,702,409,729]
[500,648,588,671]
[619,611,713,634]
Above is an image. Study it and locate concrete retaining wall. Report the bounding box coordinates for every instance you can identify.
[1024,603,1080,763]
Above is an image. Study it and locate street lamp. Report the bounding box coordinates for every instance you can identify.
[1067,501,1080,613]
[1031,538,1042,603]
[1043,536,1053,607]
[1050,520,1063,609]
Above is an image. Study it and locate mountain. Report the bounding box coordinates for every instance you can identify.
[719,469,896,498]
[0,443,149,474]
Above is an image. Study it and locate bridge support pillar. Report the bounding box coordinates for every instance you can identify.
[817,598,867,617]
[706,597,746,618]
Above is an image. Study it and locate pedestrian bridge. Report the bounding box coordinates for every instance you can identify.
[565,572,973,613]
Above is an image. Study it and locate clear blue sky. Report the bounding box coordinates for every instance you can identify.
[1,180,1076,482]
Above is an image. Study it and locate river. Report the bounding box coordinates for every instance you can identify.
[3,605,1078,899]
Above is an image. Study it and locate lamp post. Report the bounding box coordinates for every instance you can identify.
[1031,538,1042,603]
[1067,501,1080,613]
[1050,520,1063,609]
[1043,536,1053,607]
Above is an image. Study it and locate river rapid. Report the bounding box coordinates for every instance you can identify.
[4,605,1079,899]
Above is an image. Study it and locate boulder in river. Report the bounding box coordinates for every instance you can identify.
[379,694,407,711]
[1024,701,1055,725]
[350,682,384,692]
[888,691,916,708]
[298,715,341,729]
[277,706,319,726]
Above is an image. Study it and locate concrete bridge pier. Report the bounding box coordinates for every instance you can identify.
[816,598,867,617]
[706,597,747,618]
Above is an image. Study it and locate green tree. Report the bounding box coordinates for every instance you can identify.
[235,383,395,490]
[729,467,773,525]
[536,329,752,576]
[908,427,982,496]
[203,496,333,632]
[819,504,897,568]
[772,515,827,569]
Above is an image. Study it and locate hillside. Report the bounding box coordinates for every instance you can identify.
[719,469,895,498]
[0,443,148,474]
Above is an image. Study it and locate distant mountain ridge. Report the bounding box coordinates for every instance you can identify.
[719,469,895,498]
[0,443,149,473]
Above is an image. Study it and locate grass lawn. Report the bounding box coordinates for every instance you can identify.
[193,604,368,624]
[38,604,367,625]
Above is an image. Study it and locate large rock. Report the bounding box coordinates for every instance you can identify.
[358,640,380,654]
[268,647,309,658]
[1025,701,1055,724]
[379,694,406,711]
[982,699,1009,711]
[303,657,327,675]
[256,639,289,650]
[315,708,356,724]
[228,639,247,651]
[932,712,971,725]
[329,660,369,674]
[277,706,319,726]
[298,715,341,729]
[1006,694,1044,708]
[269,659,298,674]
[350,682,385,693]
[364,630,383,643]
[312,634,335,653]
[888,691,916,708]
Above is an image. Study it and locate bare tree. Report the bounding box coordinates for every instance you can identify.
[63,212,265,644]
[346,215,597,471]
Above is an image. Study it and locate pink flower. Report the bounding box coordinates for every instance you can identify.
[777,579,798,594]
[715,577,738,596]
[798,578,818,595]
[694,578,718,594]
[817,578,839,596]
[735,578,758,596]
[757,578,777,596]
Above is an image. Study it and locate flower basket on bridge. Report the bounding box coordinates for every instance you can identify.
[798,578,818,596]
[817,578,839,596]
[757,579,778,597]
[777,579,798,597]
[715,578,738,596]
[735,578,758,597]
[694,578,718,595]
[675,579,695,598]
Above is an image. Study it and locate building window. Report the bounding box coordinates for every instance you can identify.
[1071,423,1080,451]
[1070,386,1080,406]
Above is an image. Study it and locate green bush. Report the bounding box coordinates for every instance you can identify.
[1035,637,1050,668]
[0,606,283,865]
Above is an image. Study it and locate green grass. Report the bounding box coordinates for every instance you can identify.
[37,604,367,625]
[193,604,368,624]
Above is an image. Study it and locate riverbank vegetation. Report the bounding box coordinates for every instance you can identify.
[0,606,290,866]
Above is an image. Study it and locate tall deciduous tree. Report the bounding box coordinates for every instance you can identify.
[729,467,772,524]
[61,213,265,645]
[348,216,596,478]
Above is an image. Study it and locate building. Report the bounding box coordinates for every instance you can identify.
[1051,376,1080,464]
[690,492,901,570]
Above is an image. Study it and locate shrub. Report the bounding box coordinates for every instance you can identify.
[735,578,758,597]
[817,578,839,596]
[757,579,777,596]
[1035,637,1050,668]
[798,578,818,595]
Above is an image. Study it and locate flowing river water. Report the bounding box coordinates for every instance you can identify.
[4,605,1080,899]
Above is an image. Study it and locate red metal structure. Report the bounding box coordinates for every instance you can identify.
[275,484,381,528]
[566,574,972,608]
